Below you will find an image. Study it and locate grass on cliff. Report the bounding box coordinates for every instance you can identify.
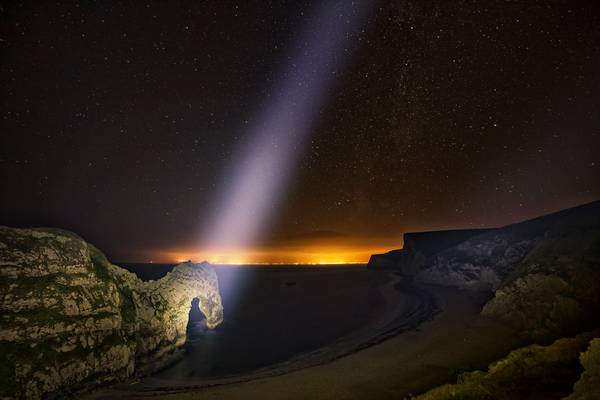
[0,339,87,398]
[568,338,600,400]
[509,227,600,283]
[89,244,112,281]
[89,244,137,321]
[0,332,134,398]
[415,332,597,400]
[0,341,18,397]
[483,225,600,343]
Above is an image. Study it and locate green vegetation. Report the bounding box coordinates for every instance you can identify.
[0,341,18,398]
[88,244,140,321]
[117,285,137,321]
[4,273,57,297]
[483,273,584,342]
[568,338,600,400]
[483,225,600,342]
[89,244,112,281]
[4,305,74,326]
[415,333,596,400]
[0,338,90,398]
[0,225,223,398]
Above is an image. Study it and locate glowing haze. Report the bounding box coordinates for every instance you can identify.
[159,235,403,265]
[197,1,373,264]
[3,2,598,266]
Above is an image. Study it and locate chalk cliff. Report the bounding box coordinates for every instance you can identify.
[374,202,600,399]
[368,229,491,274]
[0,226,223,399]
[371,203,599,285]
[369,201,600,341]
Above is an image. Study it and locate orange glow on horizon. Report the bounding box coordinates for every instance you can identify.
[147,237,404,265]
[166,252,377,265]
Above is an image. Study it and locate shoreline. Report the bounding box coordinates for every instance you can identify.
[85,278,521,400]
[132,274,440,392]
[85,273,454,399]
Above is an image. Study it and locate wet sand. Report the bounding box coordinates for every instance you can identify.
[87,267,521,399]
[139,267,437,388]
[155,265,394,379]
[123,265,398,379]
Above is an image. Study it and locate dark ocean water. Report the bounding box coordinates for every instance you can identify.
[120,263,384,379]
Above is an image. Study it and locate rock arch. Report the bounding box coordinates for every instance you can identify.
[0,226,223,399]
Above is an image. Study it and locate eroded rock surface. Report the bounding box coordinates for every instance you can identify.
[367,229,491,274]
[0,226,223,399]
[369,201,599,292]
[370,201,600,398]
[369,201,600,340]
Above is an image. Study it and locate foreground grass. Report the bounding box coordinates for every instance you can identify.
[415,332,598,400]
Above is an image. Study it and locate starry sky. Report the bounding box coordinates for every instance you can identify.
[1,1,599,263]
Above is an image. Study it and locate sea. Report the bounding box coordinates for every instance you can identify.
[119,263,384,378]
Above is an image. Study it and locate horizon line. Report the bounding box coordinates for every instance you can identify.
[115,261,369,266]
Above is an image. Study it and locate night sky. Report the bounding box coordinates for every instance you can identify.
[1,1,599,263]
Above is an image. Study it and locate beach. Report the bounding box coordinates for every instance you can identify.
[85,265,520,399]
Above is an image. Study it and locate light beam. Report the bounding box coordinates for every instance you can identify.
[199,1,372,261]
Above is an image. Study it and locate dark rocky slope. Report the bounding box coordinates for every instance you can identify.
[368,229,491,272]
[370,200,600,341]
[368,201,600,398]
[0,226,223,399]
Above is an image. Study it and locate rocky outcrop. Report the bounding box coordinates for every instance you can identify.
[369,201,600,341]
[367,249,404,270]
[368,229,490,273]
[482,274,582,341]
[480,202,600,341]
[370,202,600,291]
[368,202,600,399]
[0,226,223,399]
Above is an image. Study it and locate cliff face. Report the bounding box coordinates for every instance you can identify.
[368,201,600,341]
[0,226,223,399]
[368,229,491,274]
[379,203,600,399]
[368,225,535,290]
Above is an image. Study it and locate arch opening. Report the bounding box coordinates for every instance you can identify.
[186,297,208,342]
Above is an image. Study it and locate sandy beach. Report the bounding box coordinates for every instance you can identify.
[85,266,521,400]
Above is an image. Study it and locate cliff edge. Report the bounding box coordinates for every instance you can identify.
[369,201,600,398]
[0,226,223,399]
